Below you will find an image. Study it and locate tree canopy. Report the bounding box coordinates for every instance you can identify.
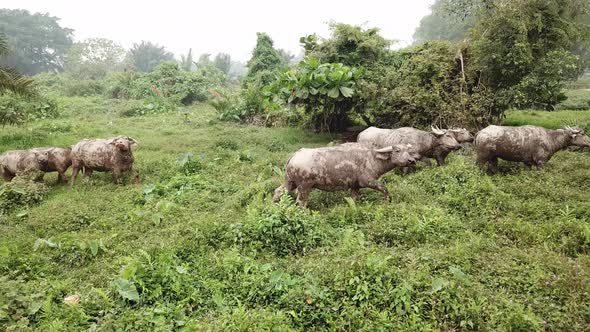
[0,9,73,75]
[65,38,126,80]
[128,41,174,73]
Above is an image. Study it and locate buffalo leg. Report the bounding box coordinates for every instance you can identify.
[131,167,140,184]
[350,188,361,200]
[487,157,498,175]
[523,162,533,170]
[435,155,445,166]
[70,166,80,187]
[112,169,122,184]
[402,166,415,174]
[295,184,312,208]
[273,180,297,203]
[1,168,15,182]
[364,180,389,201]
[57,171,69,184]
[421,157,433,167]
[83,168,93,178]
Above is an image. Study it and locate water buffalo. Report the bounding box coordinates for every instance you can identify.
[70,136,139,185]
[0,147,71,183]
[273,143,418,207]
[357,126,463,167]
[475,125,590,174]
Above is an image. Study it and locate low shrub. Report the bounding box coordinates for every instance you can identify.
[0,176,49,214]
[117,96,177,117]
[230,196,327,256]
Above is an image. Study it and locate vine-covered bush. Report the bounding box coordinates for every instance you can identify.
[105,62,226,105]
[0,93,59,125]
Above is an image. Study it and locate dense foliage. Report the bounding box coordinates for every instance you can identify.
[0,9,73,75]
[0,93,58,125]
[470,0,590,111]
[268,24,502,131]
[106,62,226,105]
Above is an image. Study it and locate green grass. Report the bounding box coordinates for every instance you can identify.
[557,89,590,111]
[2,98,590,331]
[504,109,590,131]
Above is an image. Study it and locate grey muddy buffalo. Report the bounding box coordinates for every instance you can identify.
[70,136,139,185]
[0,147,72,183]
[475,125,590,174]
[273,143,419,207]
[357,126,466,167]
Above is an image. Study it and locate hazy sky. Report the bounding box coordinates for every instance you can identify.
[3,0,434,62]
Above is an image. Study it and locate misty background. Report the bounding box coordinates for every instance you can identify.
[2,0,434,62]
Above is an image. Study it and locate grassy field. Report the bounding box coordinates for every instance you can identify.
[1,100,590,331]
[504,109,590,130]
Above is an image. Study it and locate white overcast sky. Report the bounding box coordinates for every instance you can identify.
[3,0,434,62]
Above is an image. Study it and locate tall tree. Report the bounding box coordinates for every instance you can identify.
[245,32,285,86]
[470,0,590,110]
[0,34,35,96]
[180,49,193,71]
[213,53,231,75]
[65,38,125,79]
[0,9,73,75]
[412,0,475,44]
[128,41,174,72]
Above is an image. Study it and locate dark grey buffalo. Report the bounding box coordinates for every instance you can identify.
[273,143,418,207]
[0,147,71,183]
[357,126,465,166]
[70,136,139,185]
[475,125,590,174]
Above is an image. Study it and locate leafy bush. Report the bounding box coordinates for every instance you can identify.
[0,93,59,125]
[267,58,361,131]
[231,196,326,256]
[209,90,246,121]
[0,176,49,214]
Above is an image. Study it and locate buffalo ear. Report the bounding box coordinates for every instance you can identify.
[375,153,390,160]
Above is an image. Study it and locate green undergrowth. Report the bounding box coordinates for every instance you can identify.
[1,98,589,330]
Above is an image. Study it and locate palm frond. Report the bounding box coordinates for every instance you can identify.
[0,33,10,57]
[0,66,36,97]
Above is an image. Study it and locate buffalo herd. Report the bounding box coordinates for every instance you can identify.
[0,125,588,207]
